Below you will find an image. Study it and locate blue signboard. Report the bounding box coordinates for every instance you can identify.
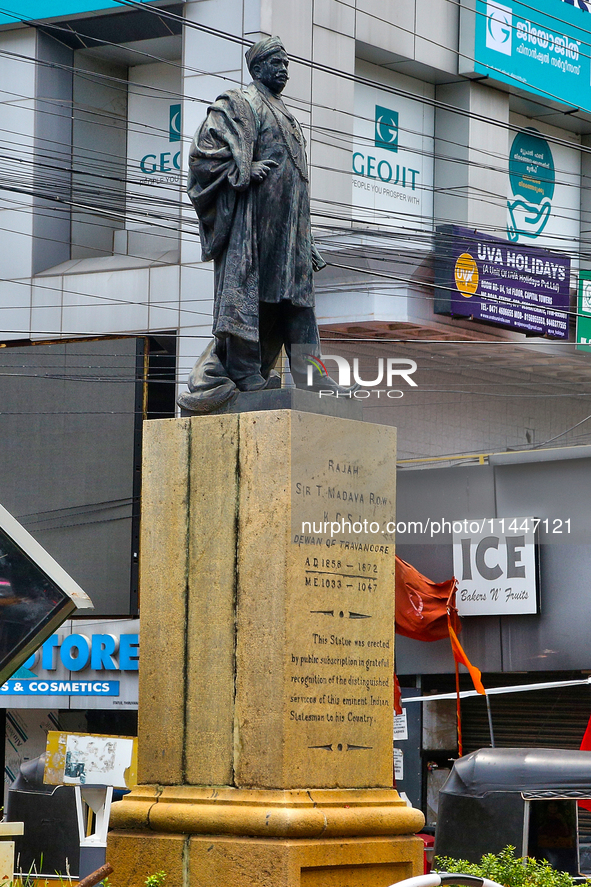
[462,0,591,113]
[0,0,155,27]
[434,225,571,338]
[0,679,120,695]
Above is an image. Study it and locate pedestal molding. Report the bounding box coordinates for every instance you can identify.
[111,786,424,838]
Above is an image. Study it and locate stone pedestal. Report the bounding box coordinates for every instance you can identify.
[108,407,424,887]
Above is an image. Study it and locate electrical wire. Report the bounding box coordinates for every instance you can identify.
[2,0,591,160]
[0,17,588,264]
[0,3,589,338]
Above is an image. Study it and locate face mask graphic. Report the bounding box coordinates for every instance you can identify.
[507,197,552,243]
[507,128,555,243]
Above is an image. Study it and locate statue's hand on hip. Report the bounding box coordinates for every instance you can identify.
[311,240,327,272]
[250,159,279,181]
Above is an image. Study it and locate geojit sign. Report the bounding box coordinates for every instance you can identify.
[434,224,570,338]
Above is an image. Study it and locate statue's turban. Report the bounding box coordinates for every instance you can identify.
[245,36,286,74]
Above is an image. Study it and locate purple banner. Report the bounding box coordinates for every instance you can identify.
[435,226,571,338]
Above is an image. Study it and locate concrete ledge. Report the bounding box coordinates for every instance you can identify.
[180,387,364,420]
[108,831,424,887]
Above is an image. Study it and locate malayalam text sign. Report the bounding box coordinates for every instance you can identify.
[461,0,591,114]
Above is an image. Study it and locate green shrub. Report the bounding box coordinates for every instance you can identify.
[434,845,581,887]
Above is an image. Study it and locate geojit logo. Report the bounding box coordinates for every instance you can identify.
[374,105,399,153]
[305,355,418,399]
[486,0,512,55]
[169,103,181,142]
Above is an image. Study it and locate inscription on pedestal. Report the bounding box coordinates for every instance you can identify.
[139,412,404,795]
[286,414,397,786]
[289,547,392,738]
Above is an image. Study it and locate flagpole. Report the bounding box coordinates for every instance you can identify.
[455,659,463,757]
[486,694,495,747]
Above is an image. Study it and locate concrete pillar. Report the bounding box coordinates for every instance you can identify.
[108,404,424,887]
[434,80,509,236]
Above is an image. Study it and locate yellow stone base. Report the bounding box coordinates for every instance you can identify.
[110,786,424,838]
[108,787,425,887]
[108,831,424,887]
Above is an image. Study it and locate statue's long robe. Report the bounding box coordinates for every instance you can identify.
[187,81,314,343]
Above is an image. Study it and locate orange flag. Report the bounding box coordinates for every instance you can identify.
[395,556,456,642]
[448,618,486,756]
[447,620,486,696]
[394,555,487,756]
[394,554,485,695]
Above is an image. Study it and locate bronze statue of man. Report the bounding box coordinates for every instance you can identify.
[179,36,345,413]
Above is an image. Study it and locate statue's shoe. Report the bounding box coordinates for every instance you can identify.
[177,369,282,414]
[264,371,282,390]
[235,370,282,391]
[177,381,236,414]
